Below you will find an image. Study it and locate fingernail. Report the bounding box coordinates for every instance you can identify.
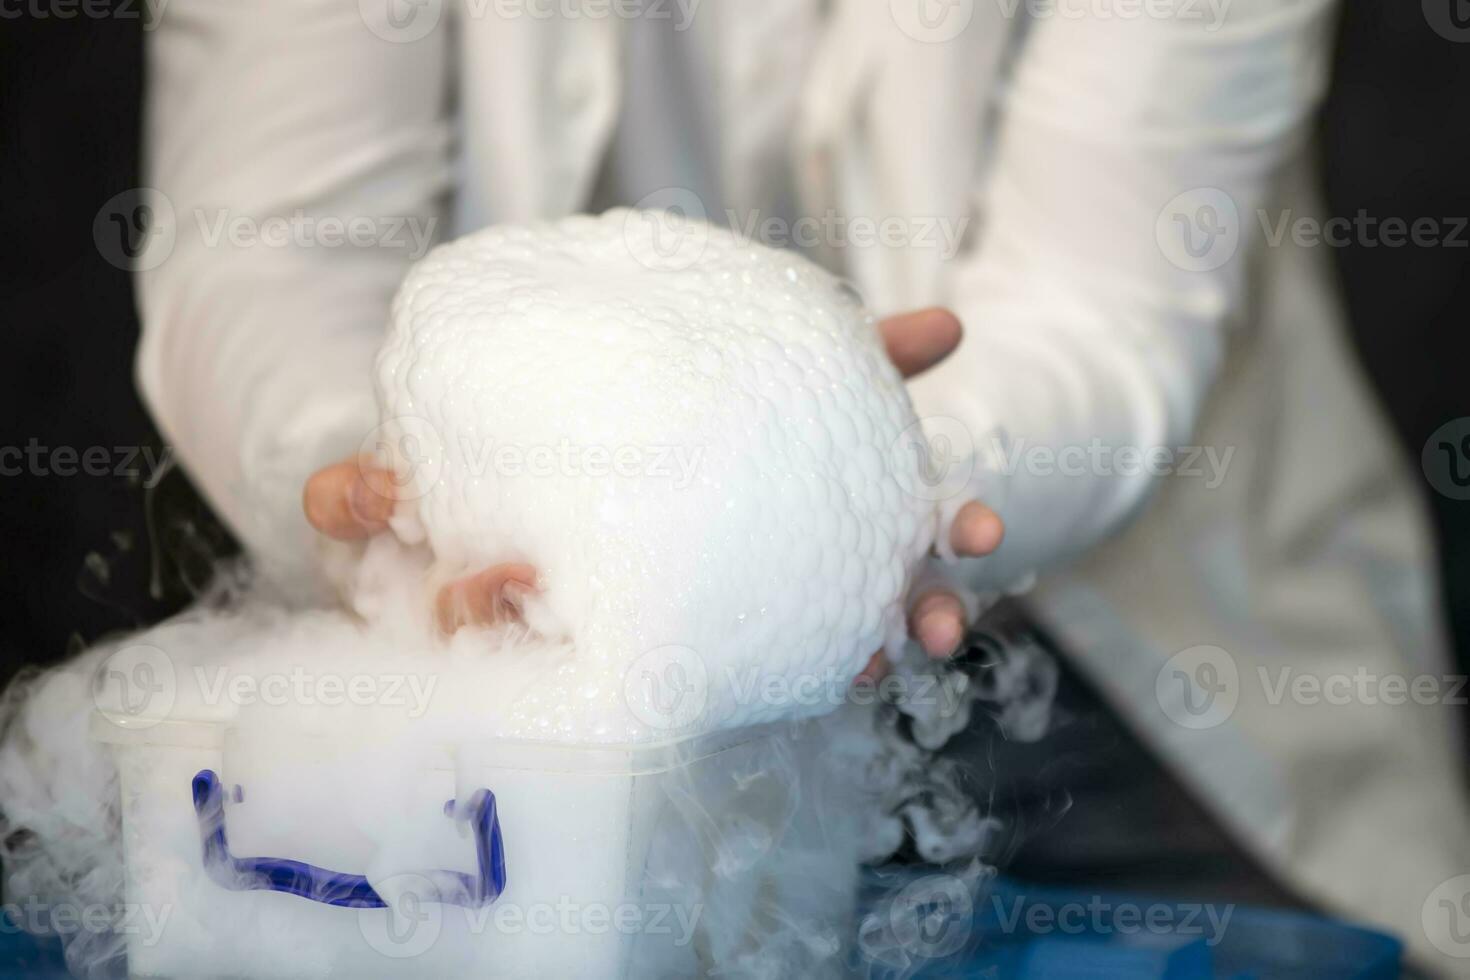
[952,503,1004,557]
[348,470,395,527]
[856,651,888,685]
[499,581,533,616]
[917,612,962,658]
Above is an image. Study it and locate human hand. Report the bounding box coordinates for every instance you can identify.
[860,308,1005,680]
[302,458,537,633]
[303,308,1000,645]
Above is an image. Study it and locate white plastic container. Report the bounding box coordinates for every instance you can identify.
[93,710,861,979]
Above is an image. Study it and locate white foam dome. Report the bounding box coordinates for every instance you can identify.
[374,210,936,740]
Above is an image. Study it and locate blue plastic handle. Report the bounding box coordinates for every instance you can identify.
[190,769,507,909]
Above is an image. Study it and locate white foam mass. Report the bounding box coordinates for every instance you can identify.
[373,210,937,742]
[1,586,884,980]
[0,211,959,979]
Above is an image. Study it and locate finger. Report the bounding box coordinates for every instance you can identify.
[950,500,1005,558]
[435,563,538,634]
[303,459,397,540]
[856,650,889,684]
[879,307,963,379]
[910,590,967,659]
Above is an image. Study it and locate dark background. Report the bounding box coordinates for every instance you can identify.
[1,2,1467,700]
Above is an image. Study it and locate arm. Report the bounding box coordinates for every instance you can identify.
[137,0,451,592]
[910,0,1337,589]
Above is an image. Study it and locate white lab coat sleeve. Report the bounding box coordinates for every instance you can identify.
[136,0,451,591]
[907,0,1337,590]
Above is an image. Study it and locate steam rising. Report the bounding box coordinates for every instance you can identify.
[0,213,1061,976]
[0,556,1055,979]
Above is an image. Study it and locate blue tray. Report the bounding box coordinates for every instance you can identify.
[2,875,1401,978]
[860,875,1402,979]
[0,931,68,978]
